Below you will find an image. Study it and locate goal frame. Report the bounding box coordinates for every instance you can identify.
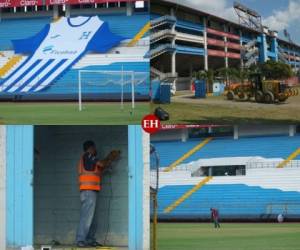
[78,69,136,111]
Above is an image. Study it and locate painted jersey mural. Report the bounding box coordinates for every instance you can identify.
[0,16,123,93]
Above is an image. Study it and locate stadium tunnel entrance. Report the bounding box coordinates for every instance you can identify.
[33,126,129,247]
[5,125,148,250]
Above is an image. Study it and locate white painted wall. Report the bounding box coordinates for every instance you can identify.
[151,129,184,142]
[34,126,128,246]
[238,124,290,137]
[0,126,6,250]
[158,167,300,192]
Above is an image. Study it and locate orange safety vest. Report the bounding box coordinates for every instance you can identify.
[78,154,101,191]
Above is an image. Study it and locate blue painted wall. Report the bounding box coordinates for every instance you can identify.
[6,125,34,247]
[128,126,144,250]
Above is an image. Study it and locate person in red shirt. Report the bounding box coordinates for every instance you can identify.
[210,208,220,228]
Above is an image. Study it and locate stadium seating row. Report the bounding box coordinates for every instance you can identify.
[153,135,300,168]
[0,14,149,50]
[157,168,300,220]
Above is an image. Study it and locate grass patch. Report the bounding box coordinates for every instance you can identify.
[0,102,149,124]
[151,94,300,124]
[155,223,300,250]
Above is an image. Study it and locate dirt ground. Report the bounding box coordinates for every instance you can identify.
[151,90,300,124]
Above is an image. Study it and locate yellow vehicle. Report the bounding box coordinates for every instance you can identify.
[227,74,298,103]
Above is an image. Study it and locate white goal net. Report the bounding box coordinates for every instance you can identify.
[78,69,148,111]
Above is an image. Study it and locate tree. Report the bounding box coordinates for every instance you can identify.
[216,67,240,84]
[260,60,293,80]
[237,68,249,84]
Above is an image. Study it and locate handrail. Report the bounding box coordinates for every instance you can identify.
[150,44,176,58]
[150,15,177,28]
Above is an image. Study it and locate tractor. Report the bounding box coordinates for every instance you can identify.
[227,74,298,103]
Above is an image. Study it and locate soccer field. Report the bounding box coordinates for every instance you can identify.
[156,223,300,250]
[0,102,149,124]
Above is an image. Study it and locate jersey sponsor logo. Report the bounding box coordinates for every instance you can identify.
[42,45,77,55]
[42,45,54,54]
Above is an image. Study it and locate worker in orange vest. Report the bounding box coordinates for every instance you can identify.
[76,140,120,248]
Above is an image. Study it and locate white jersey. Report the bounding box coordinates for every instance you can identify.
[0,16,122,93]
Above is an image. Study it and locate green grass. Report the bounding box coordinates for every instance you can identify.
[151,93,300,124]
[155,223,300,250]
[0,102,149,124]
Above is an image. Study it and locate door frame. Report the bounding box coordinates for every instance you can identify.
[5,125,148,249]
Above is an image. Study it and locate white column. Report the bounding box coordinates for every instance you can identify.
[289,125,296,137]
[224,25,228,68]
[53,5,59,19]
[172,52,176,74]
[126,2,133,16]
[142,131,150,250]
[171,7,176,75]
[239,30,244,68]
[0,126,6,250]
[203,17,208,71]
[181,129,189,142]
[170,7,174,16]
[224,36,228,68]
[65,4,71,17]
[233,125,239,140]
[294,51,297,69]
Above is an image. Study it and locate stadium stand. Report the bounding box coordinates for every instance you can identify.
[153,135,300,168]
[158,168,300,219]
[0,11,149,100]
[153,135,300,221]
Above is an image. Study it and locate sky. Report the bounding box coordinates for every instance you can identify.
[166,0,300,44]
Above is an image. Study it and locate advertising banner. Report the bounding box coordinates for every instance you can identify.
[0,0,144,8]
[45,0,141,6]
[0,0,43,8]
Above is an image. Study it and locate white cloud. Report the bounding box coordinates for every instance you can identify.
[165,0,237,22]
[264,1,300,31]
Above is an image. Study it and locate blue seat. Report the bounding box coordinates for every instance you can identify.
[152,135,300,168]
[157,184,300,219]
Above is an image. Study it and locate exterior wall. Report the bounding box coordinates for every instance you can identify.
[34,126,129,246]
[151,0,300,86]
[151,129,184,142]
[0,126,6,250]
[238,125,290,137]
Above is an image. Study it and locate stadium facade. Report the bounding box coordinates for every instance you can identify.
[0,0,150,101]
[151,125,300,221]
[150,0,300,91]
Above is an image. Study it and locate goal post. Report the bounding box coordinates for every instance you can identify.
[78,69,148,111]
